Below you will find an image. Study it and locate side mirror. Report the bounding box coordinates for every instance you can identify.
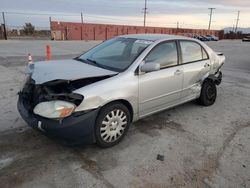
[140,62,160,73]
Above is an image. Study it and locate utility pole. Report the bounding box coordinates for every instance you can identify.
[2,12,7,40]
[81,12,83,40]
[177,21,179,29]
[49,16,52,40]
[143,0,148,27]
[208,8,215,30]
[235,11,240,33]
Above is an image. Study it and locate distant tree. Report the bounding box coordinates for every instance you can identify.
[23,23,35,35]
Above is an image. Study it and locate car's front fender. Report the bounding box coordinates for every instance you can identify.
[73,72,139,121]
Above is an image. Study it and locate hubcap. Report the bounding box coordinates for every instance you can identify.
[100,109,127,143]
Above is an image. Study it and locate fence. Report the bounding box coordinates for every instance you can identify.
[51,21,224,41]
[0,12,52,40]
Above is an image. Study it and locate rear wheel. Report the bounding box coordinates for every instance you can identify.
[198,80,217,106]
[95,102,131,148]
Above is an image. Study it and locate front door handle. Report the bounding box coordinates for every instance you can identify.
[174,69,182,75]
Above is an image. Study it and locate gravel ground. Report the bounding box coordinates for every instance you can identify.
[0,39,250,188]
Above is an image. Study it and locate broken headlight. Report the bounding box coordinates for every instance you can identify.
[33,100,76,119]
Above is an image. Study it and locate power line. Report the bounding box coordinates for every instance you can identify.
[208,8,215,30]
[85,15,142,22]
[234,11,240,33]
[4,11,79,17]
[3,11,143,23]
[1,10,234,30]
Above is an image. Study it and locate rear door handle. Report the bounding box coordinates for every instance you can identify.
[174,69,182,75]
[204,63,210,68]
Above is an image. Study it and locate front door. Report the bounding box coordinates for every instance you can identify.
[138,41,183,117]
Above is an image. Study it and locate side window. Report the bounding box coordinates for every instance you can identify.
[131,42,148,55]
[130,41,148,60]
[180,41,208,64]
[145,42,178,68]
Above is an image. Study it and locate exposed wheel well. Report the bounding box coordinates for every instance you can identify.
[203,77,214,84]
[206,73,222,85]
[101,100,134,122]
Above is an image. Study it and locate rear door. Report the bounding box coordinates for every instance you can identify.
[179,40,211,99]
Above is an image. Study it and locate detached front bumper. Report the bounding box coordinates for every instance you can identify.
[17,95,99,145]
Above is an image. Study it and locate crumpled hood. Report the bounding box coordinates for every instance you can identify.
[30,59,118,84]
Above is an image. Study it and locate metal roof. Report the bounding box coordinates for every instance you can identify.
[120,34,190,41]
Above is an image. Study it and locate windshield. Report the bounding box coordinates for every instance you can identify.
[78,37,152,72]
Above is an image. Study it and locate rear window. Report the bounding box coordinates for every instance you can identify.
[180,41,208,64]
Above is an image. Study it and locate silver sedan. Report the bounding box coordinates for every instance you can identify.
[18,34,225,147]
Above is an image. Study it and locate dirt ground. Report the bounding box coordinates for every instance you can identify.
[0,39,250,188]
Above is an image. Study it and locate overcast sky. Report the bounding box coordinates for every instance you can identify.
[1,0,250,30]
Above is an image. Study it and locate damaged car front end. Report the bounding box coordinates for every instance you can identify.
[18,60,118,144]
[19,78,94,144]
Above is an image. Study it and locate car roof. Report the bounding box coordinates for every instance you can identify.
[119,34,191,41]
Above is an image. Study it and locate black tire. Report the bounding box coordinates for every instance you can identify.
[95,102,131,148]
[198,79,217,106]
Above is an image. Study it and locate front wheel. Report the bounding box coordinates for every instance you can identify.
[95,102,131,148]
[198,80,217,106]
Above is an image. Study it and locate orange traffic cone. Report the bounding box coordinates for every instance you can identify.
[46,45,51,61]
